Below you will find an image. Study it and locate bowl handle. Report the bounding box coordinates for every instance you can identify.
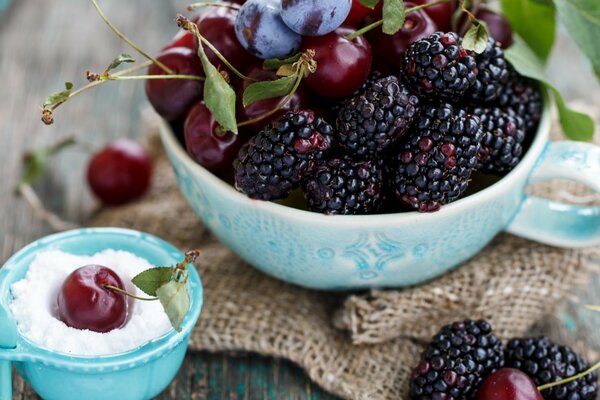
[0,305,17,400]
[506,141,600,247]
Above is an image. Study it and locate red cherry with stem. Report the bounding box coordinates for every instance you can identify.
[87,139,153,206]
[237,65,312,134]
[344,0,373,27]
[163,30,196,52]
[184,101,249,173]
[57,265,129,333]
[302,27,372,99]
[145,47,204,122]
[477,369,544,400]
[474,8,514,48]
[368,3,437,72]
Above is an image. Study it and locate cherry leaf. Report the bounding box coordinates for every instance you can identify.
[462,20,490,54]
[19,137,76,186]
[382,0,405,35]
[131,267,173,297]
[359,0,379,8]
[243,75,297,107]
[106,53,135,73]
[44,82,74,108]
[156,280,190,332]
[263,53,302,70]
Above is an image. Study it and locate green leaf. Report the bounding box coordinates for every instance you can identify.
[44,82,73,107]
[106,53,135,73]
[501,0,556,62]
[156,280,190,332]
[554,0,600,82]
[196,37,238,134]
[382,0,405,35]
[263,53,301,70]
[462,20,490,53]
[19,137,76,186]
[242,75,297,107]
[505,37,595,141]
[359,0,379,8]
[131,267,173,297]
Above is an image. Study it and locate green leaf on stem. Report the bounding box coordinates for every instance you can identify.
[106,53,136,73]
[132,267,174,297]
[156,280,190,332]
[19,137,77,186]
[359,0,379,8]
[505,37,595,141]
[263,53,302,70]
[462,20,489,53]
[501,0,556,63]
[243,75,297,107]
[382,0,405,35]
[44,82,74,108]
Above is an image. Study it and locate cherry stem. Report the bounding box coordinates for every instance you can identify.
[90,0,173,74]
[176,250,201,271]
[537,360,600,391]
[106,74,205,81]
[17,184,80,232]
[345,0,453,41]
[103,284,159,301]
[187,1,240,11]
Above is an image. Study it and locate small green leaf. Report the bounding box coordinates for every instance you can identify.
[242,75,297,107]
[132,267,173,297]
[196,37,238,134]
[19,137,76,186]
[462,20,490,54]
[382,0,405,35]
[44,82,74,107]
[156,280,190,332]
[106,53,135,73]
[505,37,595,141]
[359,0,379,8]
[263,53,302,70]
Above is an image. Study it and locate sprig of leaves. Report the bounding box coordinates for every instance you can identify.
[44,82,74,109]
[19,137,77,186]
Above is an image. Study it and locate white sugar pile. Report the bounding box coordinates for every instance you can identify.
[10,249,172,356]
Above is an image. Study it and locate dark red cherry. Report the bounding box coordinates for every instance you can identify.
[302,27,372,98]
[57,265,128,333]
[474,8,514,48]
[368,3,437,72]
[184,101,249,173]
[477,369,544,400]
[344,0,372,27]
[411,0,456,31]
[237,65,312,134]
[163,30,196,52]
[145,47,204,121]
[87,139,153,206]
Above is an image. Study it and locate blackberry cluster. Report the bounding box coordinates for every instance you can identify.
[468,38,511,102]
[471,106,526,174]
[337,75,421,157]
[506,337,599,400]
[388,103,482,212]
[302,156,384,215]
[234,110,334,200]
[402,32,478,100]
[410,320,505,399]
[498,74,543,133]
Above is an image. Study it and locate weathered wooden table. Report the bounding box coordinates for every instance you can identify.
[0,0,598,399]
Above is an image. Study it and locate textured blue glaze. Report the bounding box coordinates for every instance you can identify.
[160,102,600,290]
[0,228,203,400]
[281,0,352,36]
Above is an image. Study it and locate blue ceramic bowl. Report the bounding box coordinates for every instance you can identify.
[0,228,203,400]
[160,103,600,290]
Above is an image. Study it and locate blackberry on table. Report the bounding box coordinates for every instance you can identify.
[498,74,543,133]
[472,106,527,175]
[336,75,420,157]
[467,38,510,102]
[410,319,505,400]
[388,102,483,212]
[506,337,599,400]
[402,31,478,100]
[302,156,384,215]
[234,110,334,201]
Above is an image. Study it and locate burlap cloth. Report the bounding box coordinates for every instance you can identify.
[90,106,600,400]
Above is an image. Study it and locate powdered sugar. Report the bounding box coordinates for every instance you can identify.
[10,249,172,356]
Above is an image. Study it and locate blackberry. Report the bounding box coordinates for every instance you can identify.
[402,31,478,100]
[472,106,527,175]
[467,38,510,102]
[233,110,334,201]
[506,337,599,400]
[388,103,483,212]
[336,75,420,157]
[330,70,384,118]
[410,320,505,399]
[498,74,543,133]
[302,156,384,215]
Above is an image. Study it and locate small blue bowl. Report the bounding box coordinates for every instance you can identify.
[0,228,203,400]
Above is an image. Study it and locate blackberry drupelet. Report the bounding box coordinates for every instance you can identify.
[388,102,483,212]
[498,74,543,133]
[402,32,478,100]
[302,156,384,215]
[336,75,420,157]
[234,110,334,201]
[472,106,526,175]
[330,70,384,118]
[410,320,505,400]
[506,337,599,400]
[468,38,510,102]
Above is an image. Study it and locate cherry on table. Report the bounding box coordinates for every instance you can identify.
[87,138,153,206]
[477,368,544,400]
[57,265,129,333]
